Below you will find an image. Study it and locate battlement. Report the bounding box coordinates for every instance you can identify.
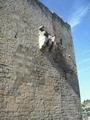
[52,12,71,30]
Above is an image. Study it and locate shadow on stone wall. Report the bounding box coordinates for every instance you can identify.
[41,43,80,97]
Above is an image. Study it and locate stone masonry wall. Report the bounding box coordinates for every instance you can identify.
[0,0,82,120]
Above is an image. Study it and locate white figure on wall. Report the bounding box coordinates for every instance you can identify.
[39,26,48,49]
[39,25,55,50]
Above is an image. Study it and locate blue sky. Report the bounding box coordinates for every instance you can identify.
[41,0,90,102]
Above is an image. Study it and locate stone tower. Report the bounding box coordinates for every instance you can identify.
[0,0,82,119]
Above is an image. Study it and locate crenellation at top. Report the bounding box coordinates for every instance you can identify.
[27,0,52,17]
[52,12,71,30]
[30,0,71,31]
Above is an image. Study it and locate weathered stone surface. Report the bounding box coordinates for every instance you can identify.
[0,0,82,119]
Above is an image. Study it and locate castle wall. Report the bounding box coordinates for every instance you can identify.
[0,0,81,119]
[52,13,81,120]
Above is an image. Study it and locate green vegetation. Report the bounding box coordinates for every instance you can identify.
[87,112,90,116]
[82,99,90,117]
